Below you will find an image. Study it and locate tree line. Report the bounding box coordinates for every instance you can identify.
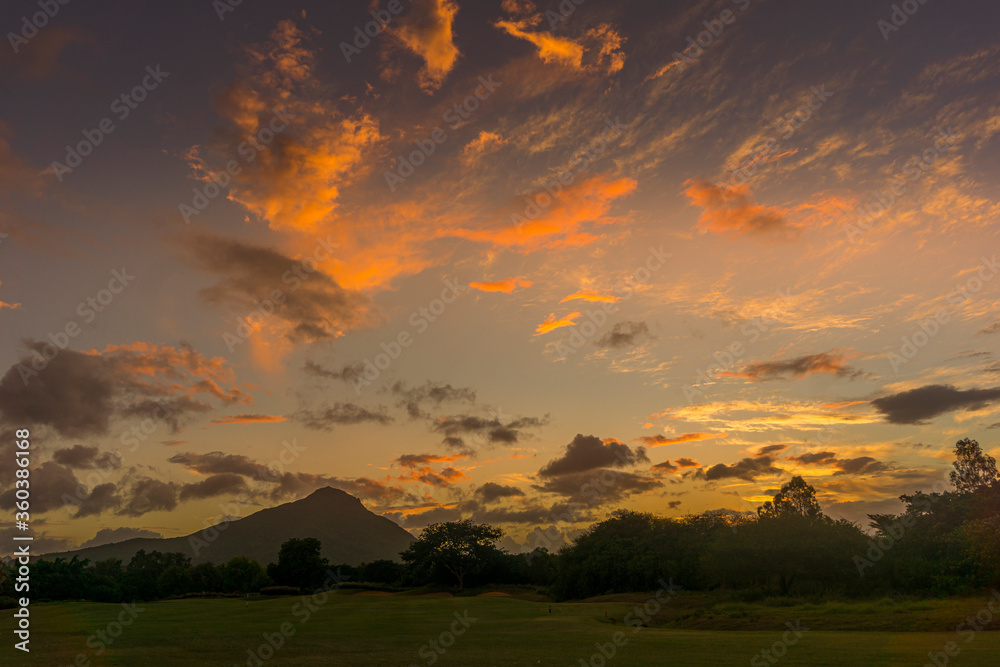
[2,439,998,603]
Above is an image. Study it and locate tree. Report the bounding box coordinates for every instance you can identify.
[267,538,329,591]
[758,477,823,520]
[401,520,505,591]
[359,559,404,585]
[222,557,268,594]
[950,438,998,493]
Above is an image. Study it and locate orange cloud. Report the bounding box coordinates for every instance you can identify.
[211,414,286,425]
[463,131,507,163]
[534,311,581,335]
[448,176,637,251]
[394,453,469,468]
[190,20,382,233]
[635,432,728,447]
[469,277,533,293]
[392,0,461,92]
[684,179,792,237]
[495,19,584,68]
[561,290,619,304]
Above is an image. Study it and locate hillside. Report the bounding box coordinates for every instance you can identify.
[41,487,414,566]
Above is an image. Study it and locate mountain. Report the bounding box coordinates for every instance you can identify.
[41,487,415,566]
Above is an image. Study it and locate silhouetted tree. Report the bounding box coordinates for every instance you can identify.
[401,520,505,591]
[267,538,329,590]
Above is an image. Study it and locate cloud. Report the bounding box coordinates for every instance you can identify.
[394,452,468,468]
[117,478,180,517]
[696,455,783,481]
[211,414,287,425]
[668,501,682,510]
[0,461,81,513]
[755,444,789,456]
[0,341,247,438]
[653,457,701,473]
[390,381,476,418]
[0,25,99,81]
[463,131,507,163]
[595,321,653,349]
[684,180,792,237]
[561,290,619,304]
[179,473,248,501]
[535,311,581,335]
[390,0,461,92]
[432,414,546,450]
[833,457,887,476]
[196,20,382,231]
[294,404,393,430]
[533,469,661,504]
[168,451,271,478]
[475,482,526,503]
[720,352,864,381]
[871,384,1000,424]
[493,9,625,75]
[74,483,119,518]
[978,322,1000,335]
[52,445,121,470]
[78,527,163,549]
[635,432,727,447]
[788,451,837,465]
[468,277,533,294]
[302,360,365,384]
[177,230,372,350]
[538,434,648,477]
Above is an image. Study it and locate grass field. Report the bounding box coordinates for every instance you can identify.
[24,591,1000,666]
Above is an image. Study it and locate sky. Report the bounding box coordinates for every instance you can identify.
[1,0,999,556]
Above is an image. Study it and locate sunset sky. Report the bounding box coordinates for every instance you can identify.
[2,0,999,555]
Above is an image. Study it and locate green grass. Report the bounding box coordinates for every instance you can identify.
[24,592,1000,666]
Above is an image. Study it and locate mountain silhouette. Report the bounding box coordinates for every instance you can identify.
[41,487,414,566]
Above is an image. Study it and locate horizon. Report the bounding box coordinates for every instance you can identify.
[3,0,1000,562]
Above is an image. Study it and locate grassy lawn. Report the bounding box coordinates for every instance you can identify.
[24,592,1000,666]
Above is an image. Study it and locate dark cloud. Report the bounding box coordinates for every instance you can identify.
[177,230,372,344]
[179,473,248,500]
[52,445,121,470]
[394,452,466,468]
[0,341,245,438]
[0,461,81,513]
[722,352,864,381]
[675,457,700,468]
[667,500,682,510]
[78,527,163,549]
[475,482,525,503]
[756,444,789,456]
[833,457,887,476]
[74,483,119,518]
[871,384,1000,424]
[433,414,546,450]
[538,434,648,477]
[389,381,476,418]
[595,321,653,349]
[696,455,783,481]
[652,460,678,472]
[788,451,837,464]
[169,451,270,478]
[294,403,393,430]
[978,322,1000,335]
[117,478,180,517]
[533,469,662,504]
[302,360,365,383]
